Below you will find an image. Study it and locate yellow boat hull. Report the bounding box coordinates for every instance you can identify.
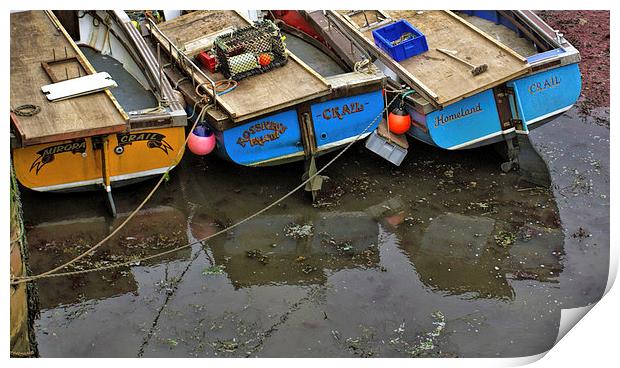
[12,126,186,192]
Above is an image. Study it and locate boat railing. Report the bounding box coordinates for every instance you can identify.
[146,18,218,109]
[323,11,372,60]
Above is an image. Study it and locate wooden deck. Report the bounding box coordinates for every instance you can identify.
[10,11,128,147]
[334,10,530,107]
[303,10,433,114]
[153,10,331,122]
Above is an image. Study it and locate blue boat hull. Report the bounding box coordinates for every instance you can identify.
[508,63,581,131]
[406,63,581,150]
[188,89,384,166]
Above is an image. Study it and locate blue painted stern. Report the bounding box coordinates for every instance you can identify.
[405,63,581,150]
[188,89,384,166]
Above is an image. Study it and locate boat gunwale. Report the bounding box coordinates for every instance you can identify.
[326,10,536,109]
[10,11,130,148]
[149,10,335,123]
[78,10,189,128]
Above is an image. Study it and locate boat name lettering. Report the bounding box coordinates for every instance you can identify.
[30,139,86,175]
[116,132,173,154]
[322,102,364,121]
[528,75,561,94]
[434,103,482,128]
[236,121,287,148]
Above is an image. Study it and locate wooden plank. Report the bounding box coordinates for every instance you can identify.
[388,10,530,106]
[495,11,550,52]
[159,45,233,129]
[182,26,235,56]
[10,112,26,148]
[304,11,360,68]
[10,11,128,146]
[377,119,409,149]
[445,10,527,62]
[328,10,439,105]
[326,71,383,90]
[48,11,129,121]
[332,10,531,107]
[148,25,238,117]
[152,10,331,122]
[156,10,247,48]
[40,55,90,84]
[340,10,391,32]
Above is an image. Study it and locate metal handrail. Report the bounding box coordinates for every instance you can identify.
[146,18,218,108]
[514,11,565,49]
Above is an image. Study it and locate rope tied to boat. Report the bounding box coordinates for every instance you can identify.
[10,91,405,286]
[9,95,212,286]
[102,15,113,55]
[214,79,238,96]
[173,76,189,90]
[354,59,379,75]
[195,79,238,98]
[157,96,171,111]
[12,104,41,117]
[10,350,36,358]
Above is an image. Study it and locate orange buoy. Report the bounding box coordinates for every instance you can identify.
[258,53,271,67]
[387,107,411,134]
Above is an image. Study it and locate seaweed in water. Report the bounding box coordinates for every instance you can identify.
[202,264,227,275]
[284,223,314,239]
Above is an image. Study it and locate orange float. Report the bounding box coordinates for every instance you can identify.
[387,107,412,134]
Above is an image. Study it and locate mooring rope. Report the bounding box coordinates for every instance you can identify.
[354,59,379,75]
[102,15,113,55]
[11,92,403,285]
[10,350,36,358]
[195,79,238,98]
[10,99,210,285]
[12,104,41,117]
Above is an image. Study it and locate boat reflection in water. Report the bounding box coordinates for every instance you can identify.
[27,206,190,309]
[396,212,564,301]
[190,212,380,289]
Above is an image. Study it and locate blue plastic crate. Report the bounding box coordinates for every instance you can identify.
[372,20,429,62]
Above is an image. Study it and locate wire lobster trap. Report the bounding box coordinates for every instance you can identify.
[214,20,288,81]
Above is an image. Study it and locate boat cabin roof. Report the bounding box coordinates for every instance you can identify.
[10,11,127,147]
[334,10,531,107]
[153,10,332,122]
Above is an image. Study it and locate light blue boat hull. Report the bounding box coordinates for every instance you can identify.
[508,63,581,130]
[406,63,581,150]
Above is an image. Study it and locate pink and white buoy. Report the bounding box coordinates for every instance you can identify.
[188,125,216,155]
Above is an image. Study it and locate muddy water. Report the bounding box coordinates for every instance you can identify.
[21,108,609,357]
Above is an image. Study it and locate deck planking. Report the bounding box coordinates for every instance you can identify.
[337,10,530,106]
[156,10,248,48]
[154,10,331,122]
[10,11,127,147]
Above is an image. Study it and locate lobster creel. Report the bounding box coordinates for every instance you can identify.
[214,20,288,81]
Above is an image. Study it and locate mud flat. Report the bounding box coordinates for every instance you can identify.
[20,10,609,358]
[529,106,609,307]
[18,97,607,357]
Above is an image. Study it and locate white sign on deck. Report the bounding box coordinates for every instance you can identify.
[41,72,118,101]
